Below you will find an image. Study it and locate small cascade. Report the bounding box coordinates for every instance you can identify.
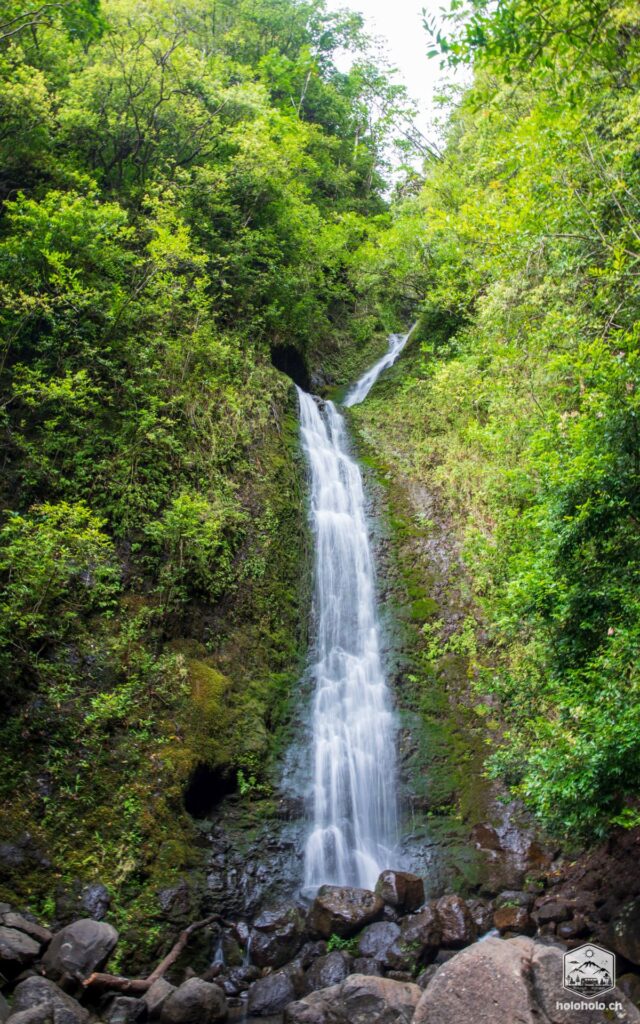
[343,325,415,407]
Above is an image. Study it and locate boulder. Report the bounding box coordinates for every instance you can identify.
[533,900,572,926]
[10,976,89,1024]
[247,971,296,1016]
[160,979,227,1024]
[466,899,493,936]
[375,872,424,914]
[249,906,305,968]
[81,884,110,922]
[0,927,41,977]
[142,979,175,1019]
[618,973,640,1007]
[495,890,534,911]
[103,997,146,1024]
[385,906,441,970]
[413,937,640,1024]
[493,905,535,935]
[0,993,10,1024]
[556,914,588,940]
[356,922,400,963]
[41,920,118,984]
[298,941,327,968]
[306,887,384,939]
[0,913,52,946]
[608,899,640,965]
[304,951,351,993]
[284,973,420,1024]
[434,895,476,947]
[352,957,382,976]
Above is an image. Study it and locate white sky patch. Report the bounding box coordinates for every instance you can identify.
[325,0,469,160]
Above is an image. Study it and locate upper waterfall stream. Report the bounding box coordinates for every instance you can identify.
[297,329,413,892]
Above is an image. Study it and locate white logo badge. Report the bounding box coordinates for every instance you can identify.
[563,944,615,998]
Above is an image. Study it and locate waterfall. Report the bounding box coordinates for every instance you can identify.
[343,326,415,408]
[297,328,413,892]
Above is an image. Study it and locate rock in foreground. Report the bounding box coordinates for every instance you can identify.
[160,978,227,1024]
[413,937,640,1024]
[40,919,118,985]
[284,973,420,1024]
[9,975,89,1024]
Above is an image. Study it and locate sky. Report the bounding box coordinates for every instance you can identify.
[325,0,455,145]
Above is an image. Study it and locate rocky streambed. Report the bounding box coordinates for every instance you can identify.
[3,854,640,1024]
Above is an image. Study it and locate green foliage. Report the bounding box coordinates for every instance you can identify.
[0,0,414,955]
[0,502,119,702]
[326,933,358,954]
[356,0,640,838]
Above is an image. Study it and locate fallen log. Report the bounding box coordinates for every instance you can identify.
[83,914,232,993]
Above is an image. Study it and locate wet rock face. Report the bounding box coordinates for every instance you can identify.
[386,906,441,970]
[304,951,352,993]
[284,973,421,1024]
[41,919,118,986]
[356,921,401,964]
[375,871,425,915]
[160,979,227,1024]
[493,905,535,936]
[607,898,640,965]
[413,937,640,1024]
[247,971,297,1016]
[81,884,110,922]
[434,896,477,948]
[306,886,384,939]
[250,906,306,968]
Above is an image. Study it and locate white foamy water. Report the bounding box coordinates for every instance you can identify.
[343,326,414,407]
[297,330,413,891]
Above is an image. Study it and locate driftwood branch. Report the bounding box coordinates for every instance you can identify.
[83,914,232,993]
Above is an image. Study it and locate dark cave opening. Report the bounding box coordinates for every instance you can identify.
[183,763,237,819]
[270,344,311,390]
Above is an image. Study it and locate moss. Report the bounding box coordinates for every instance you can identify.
[0,367,310,967]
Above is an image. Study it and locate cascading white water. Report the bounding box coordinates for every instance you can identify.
[297,328,413,892]
[343,326,414,407]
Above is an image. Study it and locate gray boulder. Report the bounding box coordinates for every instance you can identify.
[284,973,420,1024]
[81,885,110,922]
[160,979,226,1024]
[41,920,118,984]
[356,921,400,964]
[0,913,52,946]
[10,976,88,1024]
[102,997,146,1024]
[375,871,424,914]
[0,927,41,977]
[413,937,640,1024]
[385,906,441,971]
[304,951,351,993]
[0,993,10,1024]
[307,887,384,939]
[249,906,305,968]
[142,979,175,1019]
[247,971,297,1016]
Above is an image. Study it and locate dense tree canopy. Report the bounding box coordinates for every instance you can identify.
[356,0,640,837]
